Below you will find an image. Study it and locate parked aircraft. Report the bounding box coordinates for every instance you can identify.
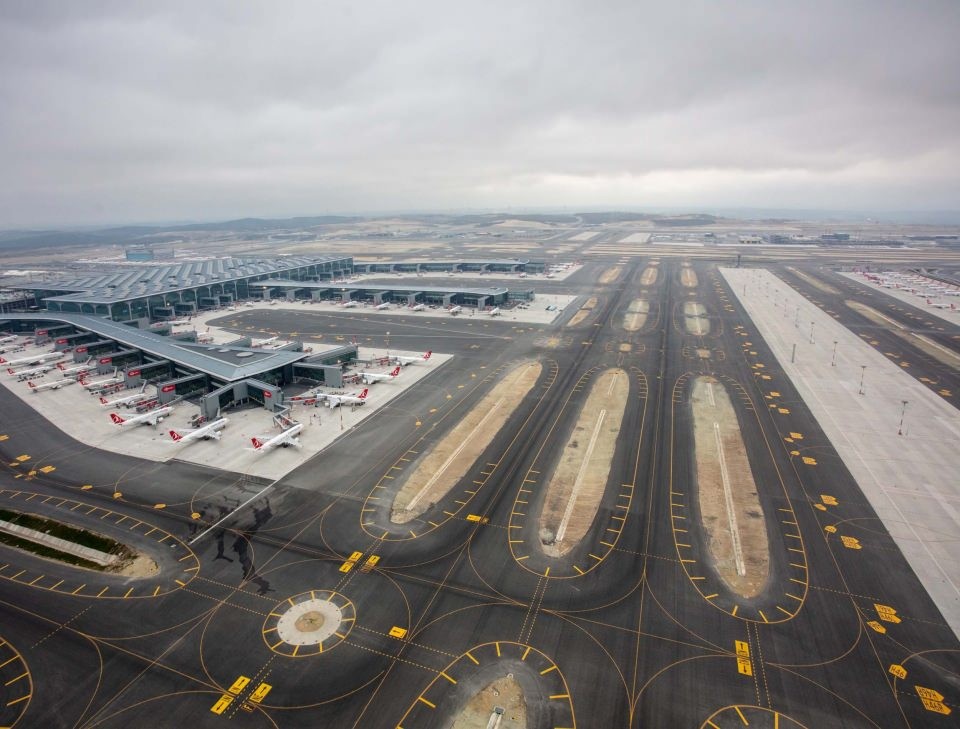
[0,351,64,368]
[410,303,426,311]
[320,388,369,408]
[169,418,229,443]
[249,423,304,451]
[375,302,391,310]
[253,336,278,347]
[359,366,401,384]
[99,392,150,408]
[110,407,173,427]
[9,365,54,380]
[57,361,92,376]
[0,335,18,344]
[393,351,431,366]
[489,307,501,316]
[82,375,122,391]
[448,305,462,315]
[27,379,75,393]
[340,300,358,308]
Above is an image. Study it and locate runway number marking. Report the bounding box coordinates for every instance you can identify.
[735,640,753,676]
[210,694,234,715]
[916,686,952,715]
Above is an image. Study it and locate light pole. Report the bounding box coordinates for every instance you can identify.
[809,321,815,344]
[795,306,800,328]
[858,365,867,395]
[898,400,909,436]
[831,340,838,367]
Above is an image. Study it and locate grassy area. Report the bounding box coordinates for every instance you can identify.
[0,531,104,571]
[0,508,131,559]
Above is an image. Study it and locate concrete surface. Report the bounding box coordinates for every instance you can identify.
[840,271,960,325]
[723,266,960,636]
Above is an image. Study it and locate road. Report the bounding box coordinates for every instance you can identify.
[0,259,957,727]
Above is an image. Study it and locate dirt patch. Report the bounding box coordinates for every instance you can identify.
[619,343,632,353]
[640,267,658,286]
[599,266,623,284]
[537,336,563,349]
[582,297,598,310]
[683,302,710,335]
[623,299,649,331]
[788,267,840,295]
[567,308,591,327]
[680,268,698,288]
[846,300,960,369]
[540,369,629,556]
[115,553,159,577]
[451,675,526,729]
[392,362,543,523]
[691,377,769,597]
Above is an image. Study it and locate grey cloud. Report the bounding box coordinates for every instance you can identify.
[1,0,958,225]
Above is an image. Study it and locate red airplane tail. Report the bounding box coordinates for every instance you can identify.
[390,366,401,377]
[6,368,14,375]
[169,430,182,442]
[57,363,65,370]
[423,351,431,360]
[110,413,125,425]
[251,437,264,449]
[27,381,36,389]
[358,388,369,399]
[99,396,108,404]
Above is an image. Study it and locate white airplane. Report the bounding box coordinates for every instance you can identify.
[0,351,64,368]
[57,361,92,376]
[254,336,278,347]
[410,303,426,311]
[359,366,401,384]
[244,301,256,308]
[375,302,391,310]
[0,335,18,344]
[320,388,369,408]
[168,418,229,443]
[99,392,150,408]
[393,351,431,366]
[82,375,122,390]
[9,365,54,380]
[110,407,173,428]
[448,305,462,315]
[249,423,304,452]
[489,307,501,317]
[340,300,358,308]
[28,379,75,393]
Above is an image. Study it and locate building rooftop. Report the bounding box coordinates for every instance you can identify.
[10,256,349,305]
[0,312,309,381]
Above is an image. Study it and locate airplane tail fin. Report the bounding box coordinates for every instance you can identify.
[110,413,125,425]
[57,363,65,370]
[390,366,400,377]
[424,351,431,360]
[251,437,264,449]
[358,388,369,399]
[6,368,14,374]
[169,430,182,441]
[99,396,108,405]
[27,381,36,389]
[0,357,6,364]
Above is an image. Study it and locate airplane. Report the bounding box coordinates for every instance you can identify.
[168,417,229,443]
[0,351,65,368]
[57,361,92,376]
[409,303,426,311]
[393,351,431,366]
[249,423,304,452]
[448,305,462,315]
[0,335,18,344]
[82,375,122,390]
[489,307,502,317]
[253,336,278,347]
[320,388,369,408]
[9,365,54,380]
[375,302,391,310]
[359,366,401,385]
[109,407,173,428]
[28,379,76,393]
[99,392,150,408]
[340,300,358,308]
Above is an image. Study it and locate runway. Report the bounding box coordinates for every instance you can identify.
[1,259,957,727]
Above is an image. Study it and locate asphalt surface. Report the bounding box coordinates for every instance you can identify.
[1,259,958,728]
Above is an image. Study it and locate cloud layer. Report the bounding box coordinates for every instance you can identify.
[1,0,958,225]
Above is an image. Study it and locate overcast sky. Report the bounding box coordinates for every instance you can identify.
[1,1,958,227]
